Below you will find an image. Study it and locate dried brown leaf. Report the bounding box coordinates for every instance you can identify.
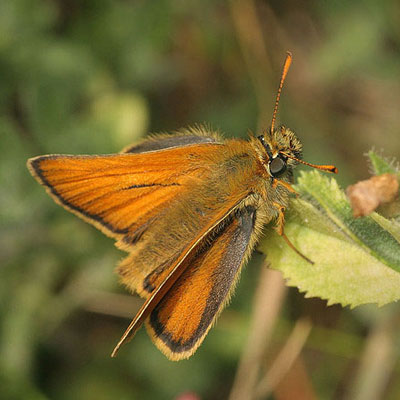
[346,174,399,217]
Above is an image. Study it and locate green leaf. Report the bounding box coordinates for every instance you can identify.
[259,170,400,308]
[368,150,399,176]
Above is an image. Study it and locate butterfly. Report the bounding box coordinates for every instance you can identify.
[27,53,337,361]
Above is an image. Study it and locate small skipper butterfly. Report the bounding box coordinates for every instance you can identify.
[27,53,337,361]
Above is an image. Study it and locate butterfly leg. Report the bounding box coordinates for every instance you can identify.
[272,178,299,196]
[273,202,286,236]
[272,202,314,265]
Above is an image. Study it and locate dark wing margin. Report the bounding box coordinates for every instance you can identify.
[145,205,257,360]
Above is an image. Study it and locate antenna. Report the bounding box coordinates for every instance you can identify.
[282,152,338,174]
[270,51,292,134]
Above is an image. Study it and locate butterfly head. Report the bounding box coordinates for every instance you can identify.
[257,52,337,180]
[257,126,302,179]
[256,126,337,179]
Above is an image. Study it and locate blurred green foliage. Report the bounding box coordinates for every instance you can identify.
[1,0,400,399]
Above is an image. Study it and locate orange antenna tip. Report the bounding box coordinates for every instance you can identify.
[281,51,293,81]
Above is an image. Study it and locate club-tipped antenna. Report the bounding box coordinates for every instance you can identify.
[282,152,338,174]
[270,51,293,134]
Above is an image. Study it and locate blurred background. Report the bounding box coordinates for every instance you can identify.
[1,0,400,399]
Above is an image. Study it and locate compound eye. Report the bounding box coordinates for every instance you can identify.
[269,156,287,177]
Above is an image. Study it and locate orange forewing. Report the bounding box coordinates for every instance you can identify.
[27,142,221,249]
